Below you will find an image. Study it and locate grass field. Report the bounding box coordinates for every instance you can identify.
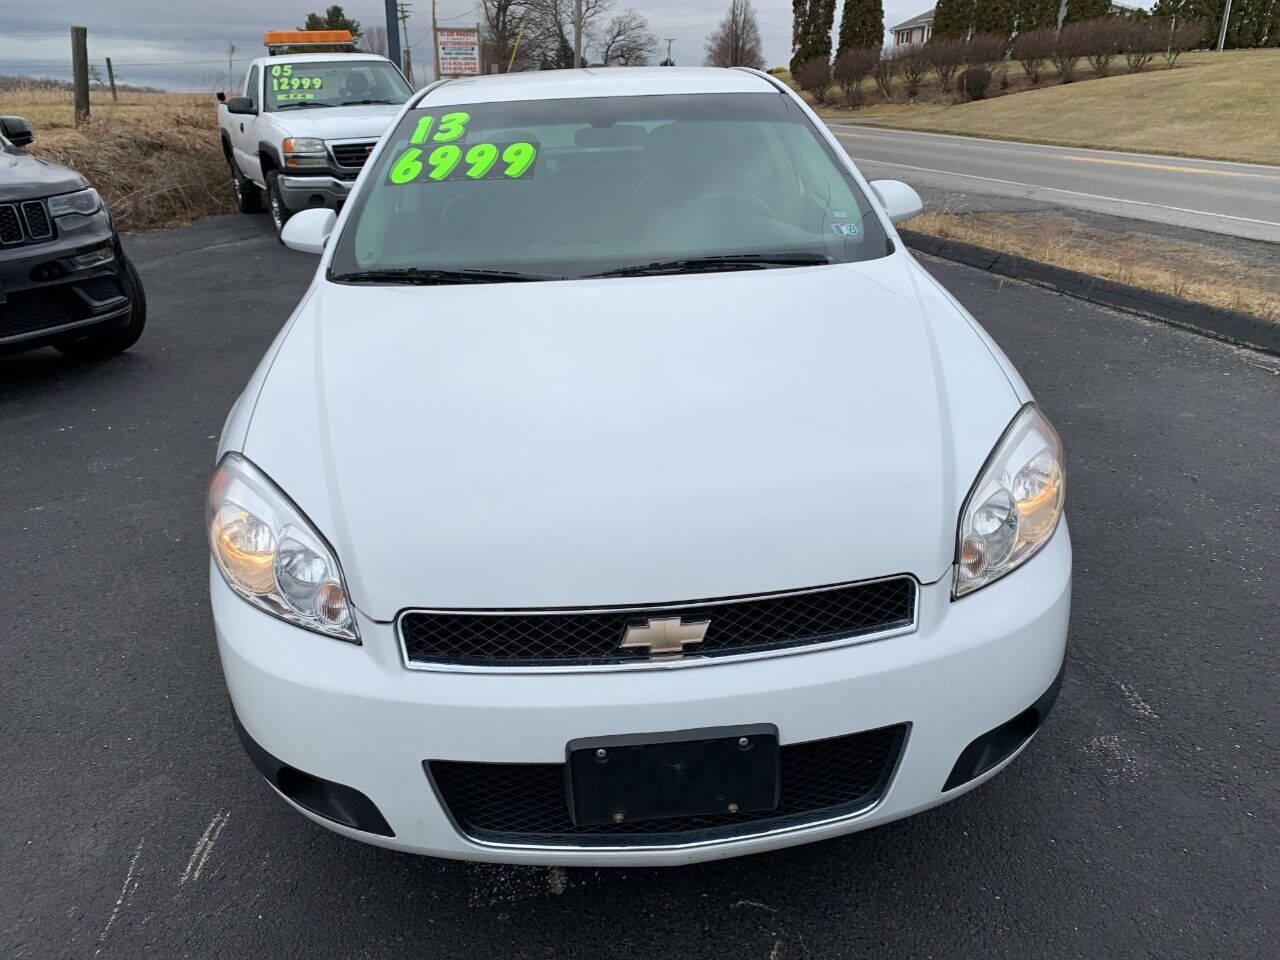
[853,50,1280,165]
[0,88,234,232]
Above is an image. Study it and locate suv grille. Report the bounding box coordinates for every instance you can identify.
[0,200,55,246]
[0,287,83,340]
[427,724,907,847]
[331,141,376,168]
[400,577,916,668]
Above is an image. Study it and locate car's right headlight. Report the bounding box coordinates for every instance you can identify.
[48,187,102,218]
[206,452,359,641]
[953,404,1065,598]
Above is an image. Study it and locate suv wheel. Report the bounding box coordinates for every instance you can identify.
[228,154,263,214]
[265,171,290,241]
[54,256,148,361]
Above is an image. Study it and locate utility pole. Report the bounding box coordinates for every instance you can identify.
[1216,0,1233,50]
[432,0,441,79]
[663,37,674,64]
[385,0,402,69]
[225,43,236,90]
[105,57,118,102]
[573,0,583,67]
[398,1,415,86]
[70,26,90,126]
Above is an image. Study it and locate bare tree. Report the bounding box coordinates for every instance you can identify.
[1051,21,1091,82]
[794,56,833,103]
[1078,18,1122,76]
[832,46,878,105]
[599,9,656,65]
[483,0,533,71]
[88,63,107,90]
[872,44,899,100]
[704,0,765,68]
[1011,27,1054,84]
[361,25,389,56]
[924,37,966,91]
[899,43,930,98]
[522,0,611,67]
[1120,17,1161,73]
[963,32,1006,69]
[1162,17,1207,67]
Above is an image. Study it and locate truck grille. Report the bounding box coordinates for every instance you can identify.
[427,724,907,847]
[400,577,916,669]
[330,141,376,168]
[0,200,55,246]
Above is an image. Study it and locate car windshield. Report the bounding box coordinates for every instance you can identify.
[265,60,411,110]
[328,92,892,282]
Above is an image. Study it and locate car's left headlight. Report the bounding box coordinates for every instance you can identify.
[48,187,102,218]
[206,452,359,641]
[954,404,1065,598]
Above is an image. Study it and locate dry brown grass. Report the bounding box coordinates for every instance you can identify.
[0,88,235,232]
[907,209,1280,322]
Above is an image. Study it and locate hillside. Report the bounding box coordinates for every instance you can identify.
[864,49,1280,165]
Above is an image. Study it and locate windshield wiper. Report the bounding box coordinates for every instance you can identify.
[276,101,335,110]
[587,253,831,279]
[329,267,562,285]
[340,98,401,105]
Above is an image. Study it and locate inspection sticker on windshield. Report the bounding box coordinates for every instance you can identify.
[387,140,539,183]
[831,222,863,239]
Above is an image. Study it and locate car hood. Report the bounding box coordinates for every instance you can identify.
[242,255,1022,618]
[0,147,86,201]
[268,104,402,140]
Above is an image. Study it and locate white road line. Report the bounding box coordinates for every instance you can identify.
[95,838,143,957]
[842,155,1280,230]
[829,124,1280,173]
[179,811,222,886]
[193,810,231,882]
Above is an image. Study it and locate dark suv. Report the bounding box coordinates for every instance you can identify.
[1,116,146,359]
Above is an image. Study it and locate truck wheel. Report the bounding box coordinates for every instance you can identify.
[265,171,290,242]
[54,256,148,361]
[229,155,263,214]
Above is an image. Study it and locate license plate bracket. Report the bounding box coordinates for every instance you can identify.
[566,724,780,827]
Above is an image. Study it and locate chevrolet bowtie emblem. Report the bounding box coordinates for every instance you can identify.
[620,616,710,656]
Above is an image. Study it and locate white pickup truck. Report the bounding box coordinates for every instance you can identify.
[218,52,413,239]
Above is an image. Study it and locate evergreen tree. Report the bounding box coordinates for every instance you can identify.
[837,0,884,56]
[299,5,362,39]
[791,0,837,71]
[1014,0,1061,32]
[972,0,1016,40]
[1065,0,1112,23]
[932,0,975,39]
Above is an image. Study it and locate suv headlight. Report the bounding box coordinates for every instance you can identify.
[207,453,359,641]
[48,187,102,218]
[954,404,1065,598]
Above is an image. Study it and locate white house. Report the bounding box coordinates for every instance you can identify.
[891,8,935,46]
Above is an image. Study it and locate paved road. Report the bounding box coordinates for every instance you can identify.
[829,124,1280,244]
[3,215,1279,959]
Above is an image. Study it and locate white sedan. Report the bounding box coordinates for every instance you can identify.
[208,67,1069,866]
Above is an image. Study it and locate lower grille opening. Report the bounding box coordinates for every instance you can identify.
[427,723,908,847]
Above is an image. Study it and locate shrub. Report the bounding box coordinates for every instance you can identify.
[958,67,992,101]
[1121,18,1161,73]
[924,37,966,91]
[1011,28,1054,84]
[873,45,899,99]
[964,32,1007,68]
[1161,18,1208,68]
[1079,17,1124,76]
[1051,21,1091,83]
[899,43,931,98]
[794,57,834,104]
[833,47,879,105]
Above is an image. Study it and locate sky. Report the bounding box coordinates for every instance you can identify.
[0,0,1155,92]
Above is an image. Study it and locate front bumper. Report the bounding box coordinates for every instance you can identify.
[214,522,1071,866]
[277,174,353,213]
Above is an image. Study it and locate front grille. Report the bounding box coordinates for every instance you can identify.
[0,200,54,246]
[331,141,376,168]
[0,287,83,340]
[401,577,916,668]
[428,724,907,847]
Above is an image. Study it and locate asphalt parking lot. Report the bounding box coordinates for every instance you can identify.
[3,214,1278,959]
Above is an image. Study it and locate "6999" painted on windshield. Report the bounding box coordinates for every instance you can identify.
[387,111,538,184]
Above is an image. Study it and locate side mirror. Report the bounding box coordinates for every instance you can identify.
[869,179,923,225]
[225,96,257,116]
[1,115,35,147]
[215,91,226,103]
[282,208,337,255]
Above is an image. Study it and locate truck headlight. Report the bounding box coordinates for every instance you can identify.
[283,138,328,168]
[207,453,358,641]
[954,404,1065,598]
[48,187,102,218]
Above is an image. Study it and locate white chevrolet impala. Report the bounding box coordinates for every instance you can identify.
[208,67,1070,865]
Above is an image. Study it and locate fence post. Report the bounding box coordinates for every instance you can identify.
[71,26,90,126]
[105,56,118,101]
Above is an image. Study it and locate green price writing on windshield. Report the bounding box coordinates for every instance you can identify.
[388,141,539,184]
[408,112,471,145]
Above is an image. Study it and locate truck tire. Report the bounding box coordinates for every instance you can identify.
[54,256,148,361]
[265,171,290,242]
[228,154,263,214]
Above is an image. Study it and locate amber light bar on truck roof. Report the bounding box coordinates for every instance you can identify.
[263,30,357,54]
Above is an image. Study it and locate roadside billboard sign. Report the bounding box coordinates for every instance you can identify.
[436,28,481,76]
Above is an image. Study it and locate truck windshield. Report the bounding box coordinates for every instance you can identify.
[328,92,892,282]
[265,60,411,110]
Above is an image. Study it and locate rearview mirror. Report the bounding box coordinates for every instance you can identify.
[225,96,256,116]
[869,179,923,225]
[282,208,337,255]
[1,115,35,147]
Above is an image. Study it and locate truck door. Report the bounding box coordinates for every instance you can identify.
[230,65,263,185]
